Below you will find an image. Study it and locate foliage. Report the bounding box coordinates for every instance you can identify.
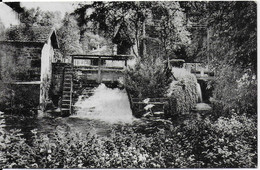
[20,7,62,28]
[181,1,257,70]
[182,113,257,168]
[124,56,171,98]
[207,2,257,117]
[74,1,149,56]
[0,112,256,168]
[74,1,190,58]
[180,1,257,117]
[206,1,257,73]
[57,13,83,59]
[179,1,208,62]
[0,19,5,35]
[211,65,257,116]
[167,67,198,115]
[80,31,109,54]
[149,2,191,58]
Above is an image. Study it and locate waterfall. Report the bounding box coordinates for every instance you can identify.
[71,84,134,124]
[196,82,203,103]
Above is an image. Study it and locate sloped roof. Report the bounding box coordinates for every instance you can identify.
[112,22,134,46]
[4,2,25,14]
[0,25,59,48]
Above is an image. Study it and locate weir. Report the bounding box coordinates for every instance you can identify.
[71,84,134,123]
[58,54,133,116]
[53,56,214,117]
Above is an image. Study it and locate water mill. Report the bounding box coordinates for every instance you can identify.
[0,1,256,169]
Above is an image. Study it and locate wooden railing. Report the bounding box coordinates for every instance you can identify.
[70,54,132,83]
[127,92,170,118]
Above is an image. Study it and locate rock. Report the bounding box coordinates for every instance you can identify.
[193,103,212,111]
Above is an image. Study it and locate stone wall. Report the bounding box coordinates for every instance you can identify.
[0,42,42,81]
[10,84,40,113]
[0,41,57,111]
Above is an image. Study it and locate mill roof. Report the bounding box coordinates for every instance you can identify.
[0,25,59,48]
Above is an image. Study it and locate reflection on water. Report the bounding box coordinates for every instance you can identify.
[4,115,116,144]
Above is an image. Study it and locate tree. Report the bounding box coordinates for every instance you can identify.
[20,7,62,28]
[182,1,256,72]
[80,31,109,54]
[0,18,5,39]
[74,2,148,57]
[149,2,191,59]
[0,19,5,33]
[57,13,83,59]
[179,1,208,62]
[207,1,257,73]
[73,1,190,59]
[205,2,256,115]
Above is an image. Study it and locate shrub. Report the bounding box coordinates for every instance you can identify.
[124,56,171,98]
[212,65,257,116]
[181,113,257,168]
[0,113,256,168]
[166,67,198,115]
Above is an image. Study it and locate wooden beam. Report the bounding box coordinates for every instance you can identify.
[97,56,101,83]
[11,81,41,85]
[71,55,74,69]
[70,54,133,61]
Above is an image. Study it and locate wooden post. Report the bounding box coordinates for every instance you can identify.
[125,58,127,67]
[71,56,74,69]
[98,56,101,83]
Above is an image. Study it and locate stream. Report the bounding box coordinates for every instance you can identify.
[2,83,211,143]
[2,84,138,142]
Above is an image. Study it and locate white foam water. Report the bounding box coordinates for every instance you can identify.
[71,84,134,124]
[196,83,203,103]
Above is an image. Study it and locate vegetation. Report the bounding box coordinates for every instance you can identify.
[0,1,257,168]
[0,112,256,168]
[167,67,198,115]
[211,66,257,117]
[207,1,257,117]
[20,7,62,28]
[57,13,83,59]
[124,56,171,98]
[73,1,190,58]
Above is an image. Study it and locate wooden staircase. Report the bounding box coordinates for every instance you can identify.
[61,66,73,115]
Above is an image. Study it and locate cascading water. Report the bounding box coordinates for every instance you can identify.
[196,82,203,103]
[71,84,135,124]
[195,81,212,111]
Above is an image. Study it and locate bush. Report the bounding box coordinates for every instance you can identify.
[166,67,198,115]
[0,113,256,168]
[124,56,171,98]
[212,65,257,116]
[180,113,257,168]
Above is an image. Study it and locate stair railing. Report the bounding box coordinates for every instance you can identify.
[69,69,73,115]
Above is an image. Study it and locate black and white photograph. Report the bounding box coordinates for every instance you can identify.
[0,1,257,168]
